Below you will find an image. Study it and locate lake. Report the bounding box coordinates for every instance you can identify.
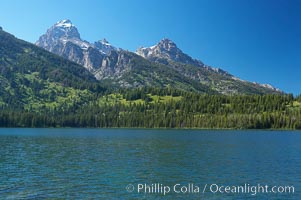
[0,129,300,199]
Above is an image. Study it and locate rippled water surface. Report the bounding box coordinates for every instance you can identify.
[0,129,300,199]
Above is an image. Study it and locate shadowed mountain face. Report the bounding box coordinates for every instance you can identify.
[35,20,281,94]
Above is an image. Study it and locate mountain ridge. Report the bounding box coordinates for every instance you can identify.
[35,19,281,95]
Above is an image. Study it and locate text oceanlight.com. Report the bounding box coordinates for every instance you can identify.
[126,183,294,196]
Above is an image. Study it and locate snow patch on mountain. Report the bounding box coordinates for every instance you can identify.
[55,19,74,28]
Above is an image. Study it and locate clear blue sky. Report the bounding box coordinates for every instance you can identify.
[1,0,300,94]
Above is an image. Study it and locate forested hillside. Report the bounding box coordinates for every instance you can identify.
[0,28,105,110]
[1,87,301,129]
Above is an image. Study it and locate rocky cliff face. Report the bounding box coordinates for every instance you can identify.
[93,51,133,80]
[36,19,115,74]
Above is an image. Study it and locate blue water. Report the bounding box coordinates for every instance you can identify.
[0,129,300,199]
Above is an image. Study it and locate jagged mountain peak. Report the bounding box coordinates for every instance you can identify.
[136,38,204,67]
[142,38,178,51]
[55,19,74,28]
[100,38,109,44]
[160,38,174,43]
[157,38,178,50]
[136,38,179,57]
[158,38,177,45]
[45,19,81,40]
[94,38,117,54]
[36,19,118,73]
[36,19,95,71]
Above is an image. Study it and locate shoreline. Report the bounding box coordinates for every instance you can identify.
[0,127,300,131]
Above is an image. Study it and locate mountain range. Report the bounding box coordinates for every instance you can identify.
[1,21,300,129]
[35,19,281,95]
